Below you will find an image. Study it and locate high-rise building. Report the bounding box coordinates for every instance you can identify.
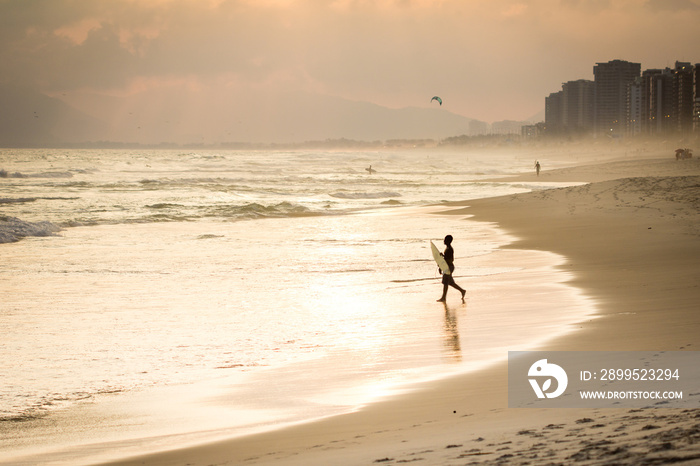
[544,58,698,138]
[627,77,643,136]
[674,62,694,135]
[642,69,661,134]
[643,68,675,135]
[694,64,700,134]
[545,80,595,136]
[593,60,641,137]
[562,79,594,134]
[545,90,563,135]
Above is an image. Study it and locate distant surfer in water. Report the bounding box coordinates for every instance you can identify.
[365,165,375,174]
[437,235,466,303]
[535,160,541,177]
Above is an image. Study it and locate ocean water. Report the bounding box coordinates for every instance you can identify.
[0,148,593,463]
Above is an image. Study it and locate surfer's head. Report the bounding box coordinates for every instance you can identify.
[444,235,453,245]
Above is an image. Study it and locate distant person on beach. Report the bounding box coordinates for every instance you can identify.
[535,160,541,176]
[437,235,466,303]
[365,165,376,174]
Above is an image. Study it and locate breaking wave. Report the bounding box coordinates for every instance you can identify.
[0,216,62,243]
[142,201,314,220]
[0,197,37,204]
[210,201,313,219]
[330,191,401,199]
[0,169,74,178]
[58,202,320,228]
[0,386,127,423]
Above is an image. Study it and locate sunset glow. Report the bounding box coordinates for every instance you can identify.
[1,0,698,142]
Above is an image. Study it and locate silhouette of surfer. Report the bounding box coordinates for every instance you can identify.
[535,160,541,177]
[365,165,376,174]
[437,235,466,303]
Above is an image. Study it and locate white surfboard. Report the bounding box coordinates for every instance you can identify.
[430,240,451,275]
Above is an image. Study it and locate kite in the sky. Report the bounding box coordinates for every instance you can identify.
[431,96,442,106]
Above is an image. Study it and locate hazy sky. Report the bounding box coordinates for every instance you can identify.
[1,0,699,125]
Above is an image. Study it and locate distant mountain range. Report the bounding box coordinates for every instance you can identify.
[0,85,541,147]
[0,85,107,146]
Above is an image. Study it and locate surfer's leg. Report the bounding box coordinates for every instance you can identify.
[448,277,466,302]
[453,285,466,300]
[446,276,458,290]
[437,283,448,302]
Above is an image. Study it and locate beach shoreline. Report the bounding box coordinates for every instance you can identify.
[94,154,700,465]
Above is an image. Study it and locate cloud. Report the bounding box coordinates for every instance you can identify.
[501,3,528,16]
[559,0,612,11]
[647,0,700,10]
[0,0,698,125]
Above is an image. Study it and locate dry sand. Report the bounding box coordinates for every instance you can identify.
[103,155,700,466]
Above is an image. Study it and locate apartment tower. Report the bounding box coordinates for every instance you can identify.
[593,59,641,137]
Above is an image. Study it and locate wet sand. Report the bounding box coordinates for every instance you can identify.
[102,154,700,465]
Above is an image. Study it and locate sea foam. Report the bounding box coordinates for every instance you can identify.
[330,191,401,199]
[0,216,62,243]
